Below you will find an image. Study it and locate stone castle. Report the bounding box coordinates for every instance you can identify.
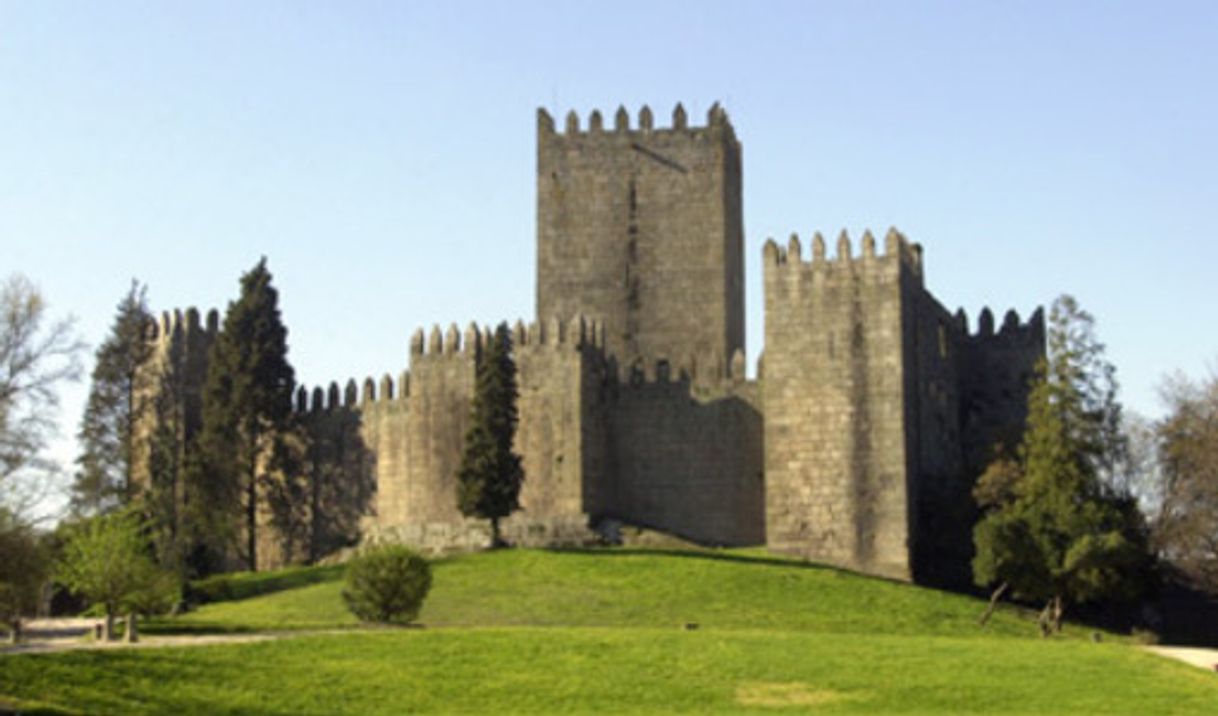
[135,103,1044,584]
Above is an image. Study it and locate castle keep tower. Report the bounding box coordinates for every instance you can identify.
[536,104,745,374]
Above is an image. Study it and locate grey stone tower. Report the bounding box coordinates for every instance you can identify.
[535,103,745,375]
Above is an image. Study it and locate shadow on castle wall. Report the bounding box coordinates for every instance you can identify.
[601,370,765,547]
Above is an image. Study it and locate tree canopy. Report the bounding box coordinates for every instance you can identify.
[1154,368,1218,593]
[455,322,523,546]
[72,280,154,516]
[190,258,295,572]
[972,295,1151,634]
[0,274,83,523]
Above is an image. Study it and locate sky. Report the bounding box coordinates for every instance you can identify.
[3,1,1216,517]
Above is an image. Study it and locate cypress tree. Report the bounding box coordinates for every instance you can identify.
[72,281,153,515]
[456,322,523,546]
[191,258,295,571]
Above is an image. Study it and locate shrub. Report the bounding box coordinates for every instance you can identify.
[342,545,432,625]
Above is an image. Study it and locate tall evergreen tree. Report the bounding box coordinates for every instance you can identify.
[456,323,523,546]
[972,295,1150,634]
[191,258,295,571]
[72,281,153,515]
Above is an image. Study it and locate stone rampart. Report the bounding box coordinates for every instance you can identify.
[762,229,919,580]
[602,357,764,546]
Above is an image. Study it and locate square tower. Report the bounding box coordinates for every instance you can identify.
[536,103,744,374]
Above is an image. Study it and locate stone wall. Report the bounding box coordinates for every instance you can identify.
[536,104,745,374]
[762,230,920,580]
[905,290,968,585]
[602,364,764,546]
[130,308,217,499]
[299,317,605,557]
[958,307,1045,472]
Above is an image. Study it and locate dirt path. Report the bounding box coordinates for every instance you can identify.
[1146,646,1218,672]
[1,618,361,656]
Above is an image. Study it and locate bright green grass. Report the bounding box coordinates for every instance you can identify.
[157,547,1057,638]
[7,548,1212,715]
[3,628,1216,715]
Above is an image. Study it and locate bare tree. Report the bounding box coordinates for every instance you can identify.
[0,274,84,524]
[1155,367,1218,592]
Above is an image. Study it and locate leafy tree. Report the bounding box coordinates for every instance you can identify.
[191,258,295,571]
[455,322,523,546]
[972,295,1151,634]
[71,281,154,516]
[0,512,46,643]
[342,544,432,624]
[57,508,178,640]
[0,274,83,523]
[1154,367,1218,593]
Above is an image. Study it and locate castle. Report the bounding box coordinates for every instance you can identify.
[134,103,1044,584]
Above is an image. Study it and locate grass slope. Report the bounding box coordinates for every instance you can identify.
[4,547,1216,714]
[163,548,1049,637]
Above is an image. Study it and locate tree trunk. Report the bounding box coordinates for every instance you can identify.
[978,581,1009,626]
[104,611,116,641]
[124,613,138,643]
[8,618,20,644]
[490,518,504,548]
[1051,596,1065,634]
[247,452,258,571]
[1036,600,1054,638]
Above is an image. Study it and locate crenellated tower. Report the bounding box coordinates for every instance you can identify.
[536,103,745,374]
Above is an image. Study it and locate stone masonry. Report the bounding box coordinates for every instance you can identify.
[132,103,1043,583]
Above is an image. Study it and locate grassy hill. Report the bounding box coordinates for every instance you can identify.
[3,546,1217,715]
[164,547,1049,637]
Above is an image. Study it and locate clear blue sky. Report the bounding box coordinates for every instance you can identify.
[4,1,1216,515]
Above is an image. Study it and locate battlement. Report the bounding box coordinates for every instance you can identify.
[512,315,607,352]
[538,102,735,142]
[956,306,1045,345]
[296,368,414,414]
[144,307,220,344]
[762,227,923,277]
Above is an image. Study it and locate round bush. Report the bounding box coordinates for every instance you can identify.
[342,545,432,625]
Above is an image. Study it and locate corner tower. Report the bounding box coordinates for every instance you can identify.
[536,103,744,373]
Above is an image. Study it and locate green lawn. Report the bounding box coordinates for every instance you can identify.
[3,547,1216,715]
[160,548,1050,637]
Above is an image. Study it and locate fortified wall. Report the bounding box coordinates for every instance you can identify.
[132,103,1042,583]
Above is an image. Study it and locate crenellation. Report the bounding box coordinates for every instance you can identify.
[862,229,877,259]
[362,377,375,404]
[312,386,325,412]
[614,105,629,132]
[542,102,732,140]
[464,322,480,355]
[836,229,852,261]
[537,107,555,134]
[296,386,308,413]
[410,328,425,356]
[327,382,340,411]
[977,307,995,336]
[380,374,394,401]
[344,379,358,407]
[444,324,460,354]
[788,233,802,262]
[184,307,201,333]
